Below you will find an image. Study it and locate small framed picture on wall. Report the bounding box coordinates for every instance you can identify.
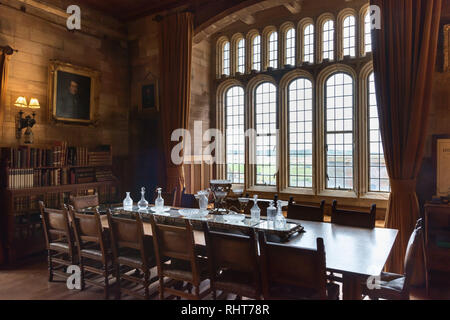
[138,80,159,113]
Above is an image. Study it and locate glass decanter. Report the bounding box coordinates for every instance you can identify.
[155,187,164,210]
[138,187,149,210]
[250,195,260,222]
[197,190,209,212]
[123,192,133,211]
[274,200,287,230]
[266,200,276,222]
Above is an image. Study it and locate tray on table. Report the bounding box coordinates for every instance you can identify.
[111,206,304,242]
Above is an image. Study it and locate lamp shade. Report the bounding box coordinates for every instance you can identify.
[14,96,28,109]
[28,98,40,109]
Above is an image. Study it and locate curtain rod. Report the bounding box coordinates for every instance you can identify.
[0,45,18,55]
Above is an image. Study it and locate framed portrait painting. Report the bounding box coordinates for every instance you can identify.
[48,60,100,125]
[138,80,159,113]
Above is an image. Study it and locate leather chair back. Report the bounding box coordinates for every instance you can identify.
[331,200,376,229]
[258,232,328,299]
[70,194,99,211]
[403,219,424,293]
[69,207,107,262]
[107,211,150,269]
[39,201,73,250]
[287,200,325,222]
[203,223,260,289]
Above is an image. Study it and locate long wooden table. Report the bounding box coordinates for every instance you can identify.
[100,207,398,300]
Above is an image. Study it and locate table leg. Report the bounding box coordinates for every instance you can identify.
[342,273,363,300]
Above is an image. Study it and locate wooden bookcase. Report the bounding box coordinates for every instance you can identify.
[0,143,121,266]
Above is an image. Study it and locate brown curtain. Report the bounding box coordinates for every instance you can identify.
[0,48,11,264]
[371,0,442,281]
[158,12,193,205]
[0,48,11,126]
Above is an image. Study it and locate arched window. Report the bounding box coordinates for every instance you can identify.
[216,5,384,202]
[325,73,353,190]
[223,42,230,75]
[303,24,314,64]
[342,16,356,57]
[285,28,296,66]
[322,20,334,61]
[288,78,313,188]
[364,11,372,53]
[268,32,278,69]
[255,82,277,186]
[237,39,245,73]
[252,35,261,71]
[225,86,245,183]
[368,73,389,192]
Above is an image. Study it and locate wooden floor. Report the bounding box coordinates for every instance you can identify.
[1,259,449,300]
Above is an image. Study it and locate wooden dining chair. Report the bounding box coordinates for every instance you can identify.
[149,215,211,300]
[156,188,177,207]
[258,231,339,300]
[39,201,76,282]
[287,200,326,222]
[107,210,158,299]
[69,206,114,299]
[362,219,424,300]
[70,194,99,212]
[203,222,261,300]
[331,200,376,229]
[181,187,198,208]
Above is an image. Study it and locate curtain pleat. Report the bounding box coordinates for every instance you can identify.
[370,0,442,284]
[0,48,11,264]
[158,12,193,205]
[0,49,11,127]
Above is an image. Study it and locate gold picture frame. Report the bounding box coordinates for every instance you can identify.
[138,80,159,113]
[434,136,450,197]
[48,60,100,125]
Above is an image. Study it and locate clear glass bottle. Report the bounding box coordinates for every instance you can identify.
[155,187,164,210]
[250,195,260,222]
[138,187,149,210]
[123,192,133,211]
[267,200,276,222]
[197,190,209,212]
[274,200,286,229]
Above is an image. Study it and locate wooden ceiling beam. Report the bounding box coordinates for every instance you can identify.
[283,0,303,15]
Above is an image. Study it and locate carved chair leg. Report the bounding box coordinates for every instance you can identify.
[104,265,110,300]
[144,270,150,300]
[194,285,200,299]
[115,263,121,300]
[79,257,86,291]
[47,250,54,282]
[159,277,165,300]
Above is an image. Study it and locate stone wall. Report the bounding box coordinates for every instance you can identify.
[0,1,130,190]
[0,2,130,156]
[127,15,212,197]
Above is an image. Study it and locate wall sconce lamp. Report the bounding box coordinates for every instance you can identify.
[15,97,40,144]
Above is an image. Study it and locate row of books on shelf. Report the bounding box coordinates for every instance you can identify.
[13,193,61,213]
[6,168,116,189]
[0,142,112,169]
[11,187,119,214]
